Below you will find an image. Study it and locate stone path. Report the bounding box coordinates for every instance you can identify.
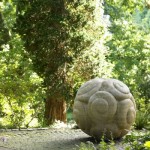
[0,128,125,150]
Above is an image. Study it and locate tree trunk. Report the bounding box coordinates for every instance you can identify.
[44,96,67,125]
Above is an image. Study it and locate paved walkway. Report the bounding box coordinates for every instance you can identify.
[0,128,124,150]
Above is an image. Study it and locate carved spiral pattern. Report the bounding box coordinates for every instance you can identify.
[73,78,136,140]
[88,91,117,121]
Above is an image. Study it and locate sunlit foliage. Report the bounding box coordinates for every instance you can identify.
[0,1,45,128]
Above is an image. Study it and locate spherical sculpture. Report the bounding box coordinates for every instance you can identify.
[73,78,136,140]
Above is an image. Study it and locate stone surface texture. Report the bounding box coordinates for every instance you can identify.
[0,128,126,150]
[73,78,136,140]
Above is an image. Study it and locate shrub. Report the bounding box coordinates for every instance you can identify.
[135,109,149,130]
[124,130,150,150]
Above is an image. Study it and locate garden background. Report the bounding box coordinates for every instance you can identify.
[0,0,150,149]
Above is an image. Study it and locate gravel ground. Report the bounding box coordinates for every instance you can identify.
[0,128,125,150]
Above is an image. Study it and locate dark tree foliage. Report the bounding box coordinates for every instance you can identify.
[0,12,10,50]
[16,0,92,95]
[16,0,106,124]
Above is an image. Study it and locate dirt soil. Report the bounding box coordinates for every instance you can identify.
[0,128,125,150]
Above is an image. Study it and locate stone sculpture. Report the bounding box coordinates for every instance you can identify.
[73,78,136,140]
